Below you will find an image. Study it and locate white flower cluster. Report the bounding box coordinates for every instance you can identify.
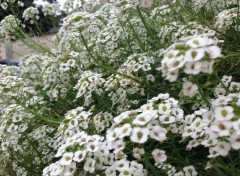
[55,107,113,148]
[94,111,113,132]
[20,53,82,101]
[20,54,44,87]
[191,0,238,12]
[22,7,40,24]
[0,15,22,39]
[42,3,60,17]
[74,71,105,106]
[160,35,222,82]
[214,75,240,97]
[104,73,144,113]
[0,65,56,175]
[122,53,154,73]
[107,93,183,145]
[101,0,153,8]
[0,2,8,10]
[215,8,238,32]
[44,130,147,176]
[130,0,154,8]
[180,92,240,158]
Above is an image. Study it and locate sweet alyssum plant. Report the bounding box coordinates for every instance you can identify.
[0,0,240,175]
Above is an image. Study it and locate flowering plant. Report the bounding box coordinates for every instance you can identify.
[0,0,240,175]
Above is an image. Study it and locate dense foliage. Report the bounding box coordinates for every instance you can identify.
[1,0,240,175]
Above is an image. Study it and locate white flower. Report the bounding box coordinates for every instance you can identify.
[152,149,167,164]
[229,82,240,91]
[86,141,99,152]
[140,0,153,8]
[183,165,198,176]
[208,146,220,158]
[149,126,167,141]
[133,111,156,126]
[104,153,115,165]
[205,46,222,59]
[130,127,149,143]
[191,117,205,129]
[116,123,132,138]
[202,111,214,123]
[18,123,28,132]
[114,159,130,172]
[105,166,116,176]
[84,157,96,173]
[60,152,74,166]
[172,108,184,119]
[7,123,18,132]
[133,148,145,159]
[222,75,232,83]
[215,142,231,156]
[141,103,154,111]
[163,50,180,63]
[22,7,39,21]
[233,119,240,134]
[157,93,170,100]
[214,106,234,121]
[210,121,232,136]
[183,81,198,97]
[18,1,24,7]
[114,111,136,124]
[186,37,214,48]
[63,162,76,176]
[174,171,184,176]
[73,150,87,163]
[112,139,126,153]
[229,134,240,150]
[201,61,214,73]
[167,56,185,72]
[106,130,119,142]
[12,114,23,122]
[212,96,232,107]
[119,167,133,176]
[165,70,179,82]
[184,48,205,62]
[201,137,218,147]
[159,115,176,124]
[1,2,8,10]
[66,110,77,120]
[42,3,60,17]
[182,126,194,137]
[205,162,213,170]
[158,103,171,114]
[131,161,144,173]
[50,163,64,176]
[68,119,78,129]
[142,63,151,71]
[184,62,202,74]
[146,74,155,82]
[67,59,76,67]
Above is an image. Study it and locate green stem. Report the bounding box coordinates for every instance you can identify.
[23,134,44,165]
[175,0,231,39]
[79,31,142,84]
[13,97,60,125]
[144,153,159,176]
[195,81,211,107]
[136,6,164,48]
[126,18,146,52]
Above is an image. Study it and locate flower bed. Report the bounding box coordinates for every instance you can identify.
[0,0,240,175]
